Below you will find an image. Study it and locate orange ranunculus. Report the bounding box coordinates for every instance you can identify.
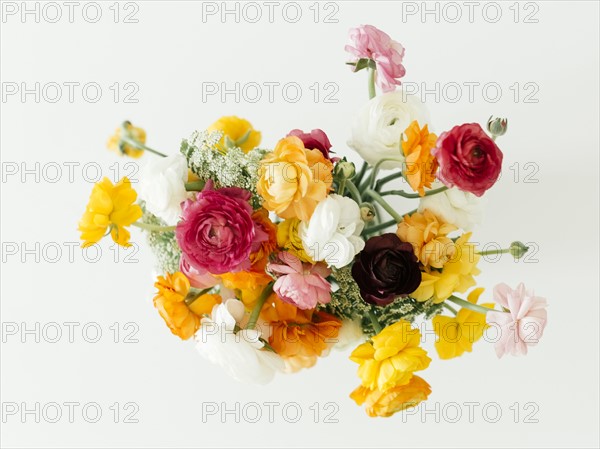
[397,209,457,269]
[261,296,341,370]
[250,208,278,270]
[256,136,332,221]
[402,120,438,196]
[219,270,273,309]
[350,375,432,417]
[153,272,221,340]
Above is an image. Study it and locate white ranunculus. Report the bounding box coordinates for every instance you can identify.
[299,194,365,269]
[334,319,364,350]
[195,299,283,385]
[348,90,430,169]
[138,153,188,224]
[418,182,485,231]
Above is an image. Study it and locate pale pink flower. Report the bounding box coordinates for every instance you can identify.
[345,24,406,93]
[268,252,332,310]
[487,283,547,358]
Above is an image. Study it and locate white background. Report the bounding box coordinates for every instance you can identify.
[1,1,599,447]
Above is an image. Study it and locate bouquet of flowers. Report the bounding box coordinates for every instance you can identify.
[79,25,547,418]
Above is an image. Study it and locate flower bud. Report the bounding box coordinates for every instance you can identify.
[334,160,356,180]
[360,203,376,222]
[487,116,508,137]
[509,241,529,259]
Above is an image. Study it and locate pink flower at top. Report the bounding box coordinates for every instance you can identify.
[176,180,255,275]
[268,252,332,310]
[345,24,406,93]
[486,283,548,358]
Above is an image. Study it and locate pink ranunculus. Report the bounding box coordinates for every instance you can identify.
[432,123,504,197]
[180,255,220,289]
[175,181,255,275]
[287,129,336,161]
[345,24,406,93]
[268,252,332,310]
[486,283,548,358]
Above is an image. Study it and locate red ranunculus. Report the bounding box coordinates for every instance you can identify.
[176,181,255,275]
[287,128,335,161]
[432,123,503,197]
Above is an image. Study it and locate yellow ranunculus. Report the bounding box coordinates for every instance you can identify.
[208,116,261,153]
[411,232,480,303]
[350,375,432,417]
[257,136,332,221]
[350,320,431,392]
[153,272,222,340]
[402,121,438,196]
[107,122,146,158]
[397,209,457,269]
[433,288,493,359]
[78,177,142,247]
[276,218,314,263]
[219,271,273,309]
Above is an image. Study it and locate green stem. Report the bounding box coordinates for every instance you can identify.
[362,218,397,235]
[120,136,167,158]
[442,302,458,316]
[345,180,362,203]
[185,181,205,191]
[363,188,403,222]
[477,248,509,256]
[368,67,376,99]
[246,282,274,330]
[447,295,505,314]
[375,172,405,191]
[361,157,404,192]
[132,222,176,232]
[354,161,369,186]
[380,185,448,199]
[337,178,347,195]
[367,309,383,334]
[184,287,212,306]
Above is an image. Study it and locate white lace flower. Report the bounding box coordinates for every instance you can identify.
[195,299,283,385]
[348,90,430,170]
[300,194,365,269]
[418,182,485,231]
[138,153,188,225]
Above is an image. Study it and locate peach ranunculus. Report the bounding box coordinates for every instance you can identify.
[350,375,432,417]
[396,209,457,269]
[257,136,333,221]
[402,120,438,196]
[153,272,222,340]
[261,296,341,372]
[219,270,273,309]
[250,208,278,270]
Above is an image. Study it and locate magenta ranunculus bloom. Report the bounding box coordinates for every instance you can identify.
[433,123,504,197]
[287,128,335,161]
[486,283,548,358]
[176,181,255,275]
[345,24,406,93]
[268,252,332,310]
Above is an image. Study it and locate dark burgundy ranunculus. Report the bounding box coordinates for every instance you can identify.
[351,233,421,306]
[432,123,503,197]
[287,128,336,161]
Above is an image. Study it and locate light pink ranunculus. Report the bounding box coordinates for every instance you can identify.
[268,252,332,310]
[487,283,548,358]
[176,181,255,275]
[345,24,406,93]
[180,255,220,289]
